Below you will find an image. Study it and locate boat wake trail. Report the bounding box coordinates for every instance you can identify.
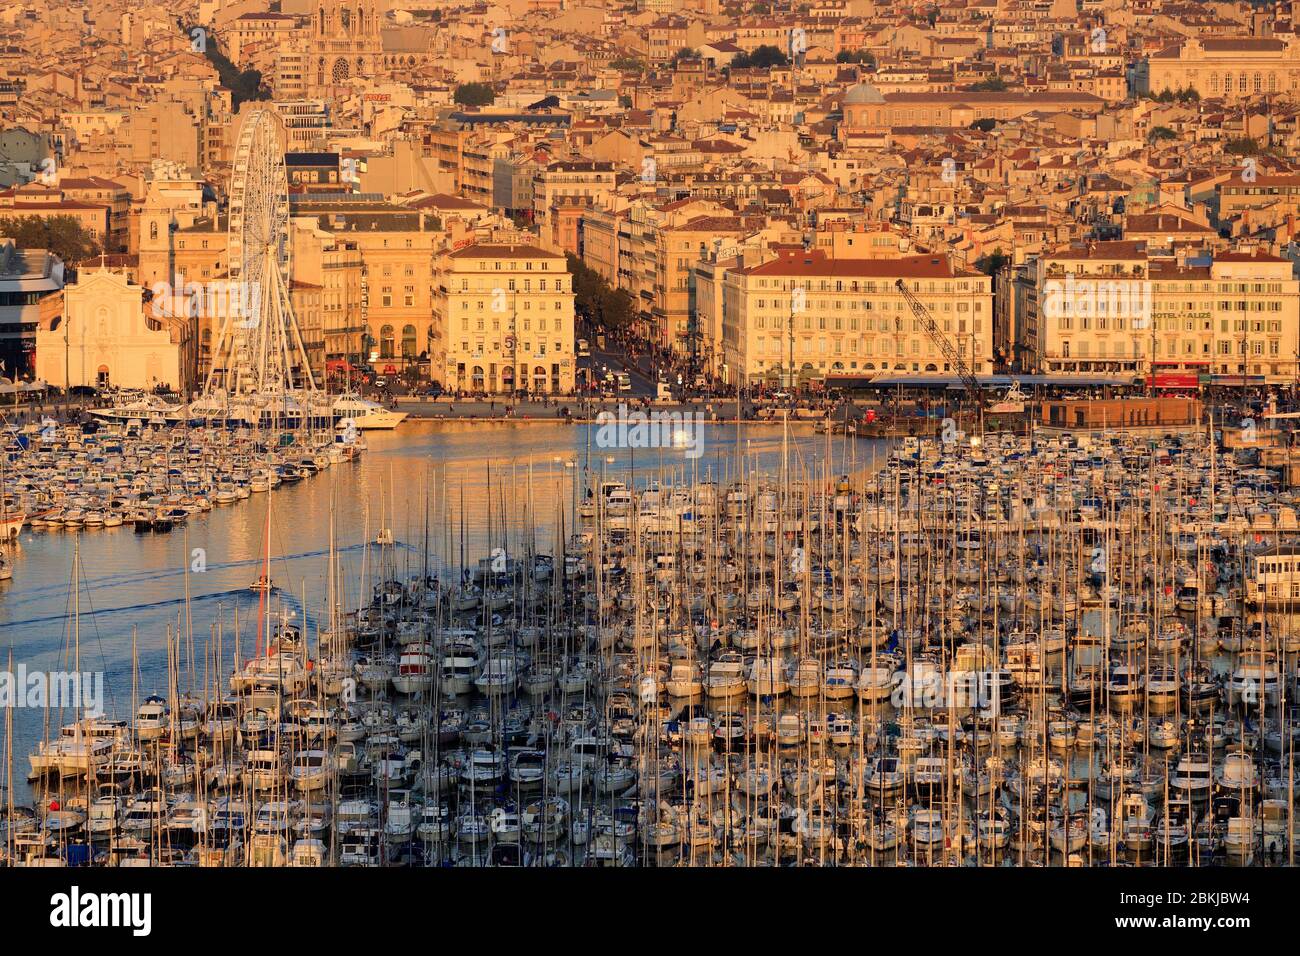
[0,541,414,605]
[0,588,256,629]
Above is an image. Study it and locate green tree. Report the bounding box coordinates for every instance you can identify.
[965,76,1007,92]
[566,254,636,331]
[975,248,1008,276]
[185,24,267,108]
[1148,126,1177,142]
[597,288,635,330]
[671,47,699,66]
[454,82,496,107]
[0,215,99,264]
[1224,136,1264,157]
[732,45,790,70]
[835,50,875,66]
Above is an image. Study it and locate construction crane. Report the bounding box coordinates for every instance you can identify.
[894,279,982,400]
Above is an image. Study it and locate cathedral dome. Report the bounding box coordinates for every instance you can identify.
[843,81,886,105]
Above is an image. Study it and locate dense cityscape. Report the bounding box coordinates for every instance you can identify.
[0,1,1293,911]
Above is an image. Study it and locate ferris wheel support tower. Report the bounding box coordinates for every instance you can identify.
[202,107,317,402]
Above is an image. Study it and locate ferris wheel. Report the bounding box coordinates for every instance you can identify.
[202,107,316,400]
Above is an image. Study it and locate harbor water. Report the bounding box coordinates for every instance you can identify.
[0,420,876,802]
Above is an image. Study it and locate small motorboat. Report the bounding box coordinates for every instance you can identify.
[250,575,275,592]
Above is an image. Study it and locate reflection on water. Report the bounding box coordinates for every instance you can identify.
[0,420,880,797]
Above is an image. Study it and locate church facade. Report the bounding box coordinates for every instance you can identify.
[36,270,185,392]
[291,0,433,93]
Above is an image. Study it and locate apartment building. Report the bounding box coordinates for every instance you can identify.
[719,248,993,388]
[58,177,130,252]
[229,12,300,61]
[273,100,337,151]
[290,219,365,367]
[581,198,753,349]
[656,214,760,355]
[532,160,617,253]
[647,17,707,64]
[123,99,203,170]
[437,243,575,394]
[841,84,1105,131]
[325,214,440,375]
[1022,243,1300,385]
[1218,174,1300,225]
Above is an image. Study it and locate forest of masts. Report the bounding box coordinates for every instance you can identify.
[5,419,1296,866]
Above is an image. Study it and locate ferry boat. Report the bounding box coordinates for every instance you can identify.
[332,394,408,430]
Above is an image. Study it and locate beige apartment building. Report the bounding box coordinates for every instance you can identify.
[532,160,617,253]
[291,199,442,375]
[1218,174,1300,225]
[344,219,441,375]
[718,249,994,388]
[124,100,203,170]
[841,82,1105,131]
[582,198,754,350]
[58,178,130,252]
[437,243,575,395]
[656,214,762,355]
[425,127,512,202]
[1023,243,1300,385]
[0,183,112,254]
[289,219,364,367]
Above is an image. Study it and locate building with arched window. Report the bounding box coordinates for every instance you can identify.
[437,242,576,395]
[1145,36,1300,100]
[36,269,185,392]
[839,80,1104,132]
[266,0,435,100]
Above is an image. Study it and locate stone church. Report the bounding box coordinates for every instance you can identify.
[36,269,186,392]
[309,0,431,89]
